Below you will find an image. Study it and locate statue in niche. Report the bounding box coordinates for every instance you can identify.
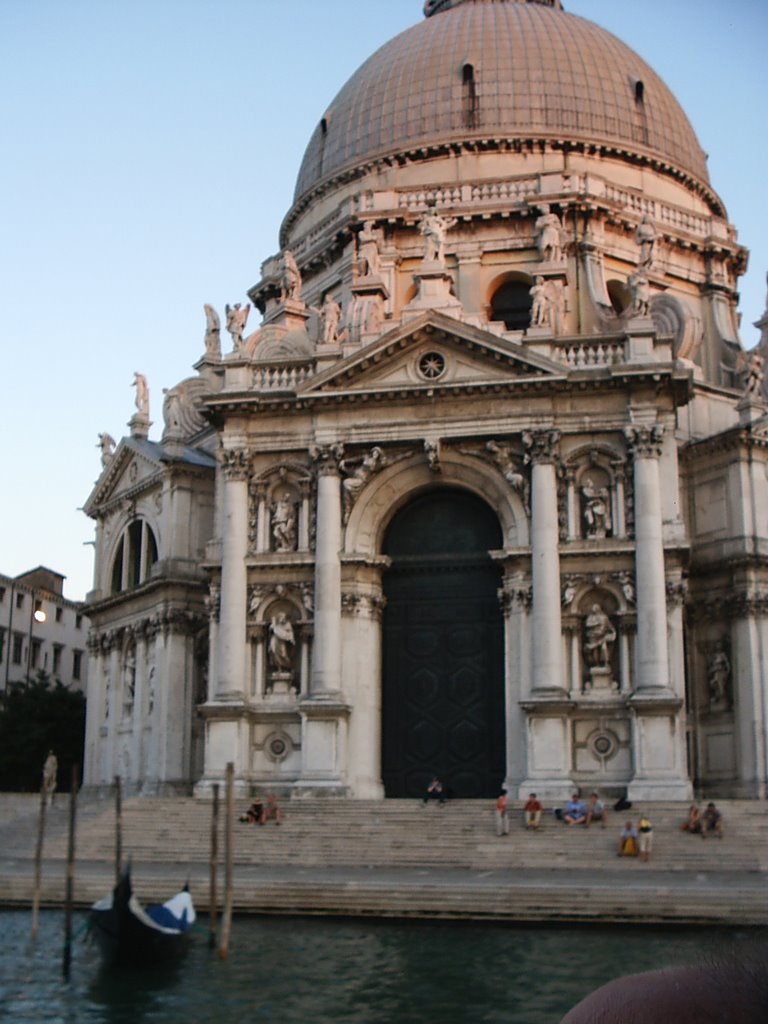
[534,203,563,263]
[313,293,342,345]
[281,250,302,302]
[418,206,457,266]
[203,303,221,357]
[132,372,149,418]
[635,214,657,269]
[123,648,136,712]
[627,269,650,316]
[271,493,297,552]
[581,477,611,538]
[225,302,250,351]
[583,604,616,669]
[97,432,116,468]
[357,223,382,277]
[707,641,731,709]
[268,612,295,672]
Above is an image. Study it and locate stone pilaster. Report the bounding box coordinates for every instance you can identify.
[216,448,249,699]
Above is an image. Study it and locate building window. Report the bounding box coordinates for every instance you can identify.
[0,628,5,663]
[73,649,83,681]
[0,586,5,602]
[75,614,82,629]
[56,607,63,623]
[30,638,42,670]
[110,519,159,594]
[12,633,23,665]
[16,593,24,610]
[53,645,63,676]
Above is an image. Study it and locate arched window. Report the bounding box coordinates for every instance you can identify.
[110,520,159,594]
[490,276,533,331]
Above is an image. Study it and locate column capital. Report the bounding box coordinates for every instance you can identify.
[623,423,664,459]
[219,447,250,481]
[523,429,561,464]
[310,442,344,477]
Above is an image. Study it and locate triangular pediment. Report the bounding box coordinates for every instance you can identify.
[298,311,565,398]
[83,439,166,516]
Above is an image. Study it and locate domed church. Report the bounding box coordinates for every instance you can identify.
[83,0,768,802]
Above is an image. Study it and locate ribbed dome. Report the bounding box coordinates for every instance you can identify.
[293,0,709,202]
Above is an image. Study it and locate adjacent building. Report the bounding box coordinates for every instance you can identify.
[1,567,88,693]
[82,0,768,801]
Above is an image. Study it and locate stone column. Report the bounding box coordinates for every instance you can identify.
[216,448,249,699]
[624,425,670,692]
[524,430,565,694]
[624,425,691,800]
[499,572,531,791]
[311,448,343,695]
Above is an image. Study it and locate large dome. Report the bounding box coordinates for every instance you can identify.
[294,0,709,203]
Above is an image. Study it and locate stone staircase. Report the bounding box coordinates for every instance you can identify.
[1,797,766,924]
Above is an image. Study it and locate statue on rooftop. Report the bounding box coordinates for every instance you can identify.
[312,293,343,345]
[357,223,382,277]
[627,269,650,317]
[132,372,149,418]
[225,302,250,352]
[203,303,221,357]
[534,203,564,263]
[418,206,457,266]
[97,432,116,467]
[281,250,302,303]
[635,214,657,269]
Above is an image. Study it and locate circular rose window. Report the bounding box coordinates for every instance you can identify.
[418,352,446,380]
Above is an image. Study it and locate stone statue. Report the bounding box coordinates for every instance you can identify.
[357,223,382,277]
[743,350,764,396]
[627,269,650,317]
[341,446,387,517]
[225,302,250,351]
[635,214,657,269]
[534,203,563,263]
[97,432,116,468]
[418,206,457,265]
[123,649,136,710]
[162,386,183,435]
[132,372,149,418]
[485,440,530,512]
[707,641,730,708]
[271,494,297,552]
[530,276,548,326]
[424,438,440,472]
[581,478,611,538]
[561,580,577,608]
[203,303,221,357]
[281,250,302,302]
[268,612,295,672]
[315,293,342,345]
[42,750,57,806]
[584,604,616,668]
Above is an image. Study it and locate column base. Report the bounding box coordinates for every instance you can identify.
[627,778,693,801]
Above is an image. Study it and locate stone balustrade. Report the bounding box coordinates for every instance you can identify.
[251,362,316,391]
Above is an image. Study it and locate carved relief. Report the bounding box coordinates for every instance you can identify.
[340,446,388,521]
[624,424,664,459]
[523,429,560,465]
[219,447,250,480]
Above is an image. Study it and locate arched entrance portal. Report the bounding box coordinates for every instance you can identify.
[382,489,505,798]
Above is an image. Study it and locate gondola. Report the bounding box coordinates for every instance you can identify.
[89,868,196,966]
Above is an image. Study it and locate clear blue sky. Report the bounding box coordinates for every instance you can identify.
[2,0,766,601]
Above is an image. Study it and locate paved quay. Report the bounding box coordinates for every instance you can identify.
[1,795,766,926]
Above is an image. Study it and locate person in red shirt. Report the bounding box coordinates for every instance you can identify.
[523,793,543,830]
[495,788,509,836]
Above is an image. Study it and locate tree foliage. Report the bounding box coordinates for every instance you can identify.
[0,672,85,792]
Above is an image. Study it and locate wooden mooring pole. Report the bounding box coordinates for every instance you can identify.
[218,763,234,960]
[62,764,78,980]
[114,774,123,883]
[209,782,219,949]
[31,776,49,940]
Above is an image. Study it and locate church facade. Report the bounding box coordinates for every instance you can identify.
[82,0,768,802]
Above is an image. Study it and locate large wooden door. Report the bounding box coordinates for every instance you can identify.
[381,489,505,798]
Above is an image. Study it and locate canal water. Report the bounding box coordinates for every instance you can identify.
[1,909,762,1023]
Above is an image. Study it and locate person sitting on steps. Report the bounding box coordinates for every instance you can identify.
[423,776,446,805]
